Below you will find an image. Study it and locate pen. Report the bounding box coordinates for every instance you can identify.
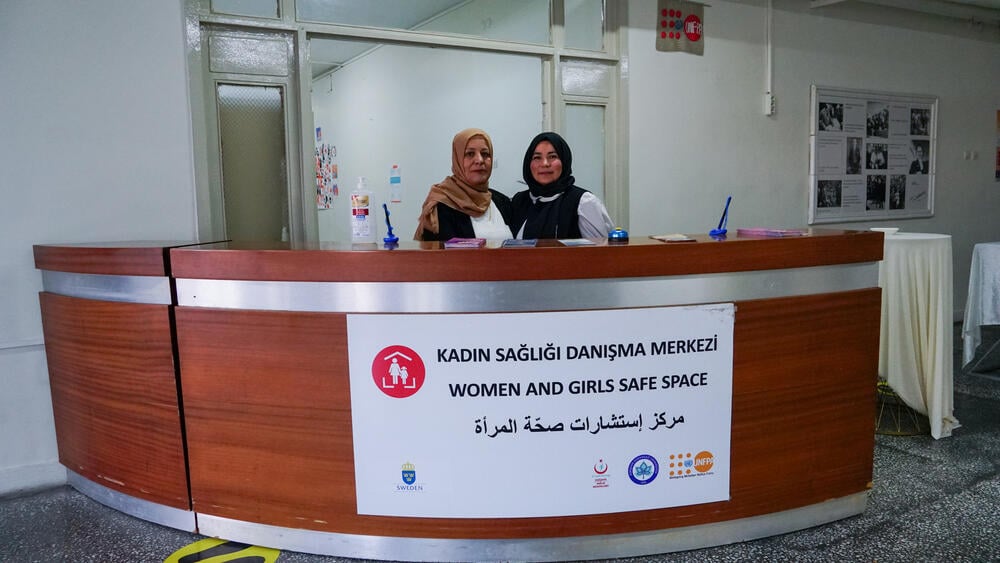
[710,196,731,237]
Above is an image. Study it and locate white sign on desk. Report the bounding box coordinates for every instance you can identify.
[347,305,735,518]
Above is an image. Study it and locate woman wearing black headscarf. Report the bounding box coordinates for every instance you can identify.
[510,132,613,239]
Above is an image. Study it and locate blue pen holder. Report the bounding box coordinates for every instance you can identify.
[382,203,399,244]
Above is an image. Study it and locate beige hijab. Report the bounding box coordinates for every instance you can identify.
[414,128,494,240]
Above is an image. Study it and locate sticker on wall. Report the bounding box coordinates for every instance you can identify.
[316,143,339,209]
[164,538,279,563]
[656,0,705,56]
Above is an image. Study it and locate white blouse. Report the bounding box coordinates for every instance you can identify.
[471,200,512,240]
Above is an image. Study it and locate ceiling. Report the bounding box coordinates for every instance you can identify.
[309,0,1000,79]
[810,0,1000,23]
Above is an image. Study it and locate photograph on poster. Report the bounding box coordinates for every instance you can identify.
[846,137,862,175]
[866,175,886,210]
[818,180,841,208]
[909,140,930,174]
[809,85,936,224]
[866,143,887,170]
[911,108,930,136]
[866,102,889,138]
[889,175,906,210]
[818,102,843,131]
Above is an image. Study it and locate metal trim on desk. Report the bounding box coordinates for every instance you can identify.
[197,493,866,562]
[67,470,195,532]
[41,271,172,304]
[175,262,878,313]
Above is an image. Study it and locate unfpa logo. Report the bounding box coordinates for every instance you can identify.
[684,14,703,42]
[693,451,714,473]
[668,450,715,477]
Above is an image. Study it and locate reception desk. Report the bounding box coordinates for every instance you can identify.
[35,230,883,561]
[32,241,202,531]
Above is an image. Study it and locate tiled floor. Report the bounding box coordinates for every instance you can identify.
[3,324,999,563]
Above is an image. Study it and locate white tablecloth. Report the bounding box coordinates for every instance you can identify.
[962,241,1000,365]
[878,232,959,439]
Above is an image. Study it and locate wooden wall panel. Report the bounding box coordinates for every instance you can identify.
[39,292,189,509]
[176,287,880,539]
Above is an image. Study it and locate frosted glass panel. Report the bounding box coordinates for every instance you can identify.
[565,104,605,202]
[211,0,279,19]
[298,0,550,45]
[209,35,289,77]
[561,58,611,97]
[565,0,604,51]
[217,84,288,241]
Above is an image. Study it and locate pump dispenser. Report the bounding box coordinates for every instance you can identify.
[350,176,376,243]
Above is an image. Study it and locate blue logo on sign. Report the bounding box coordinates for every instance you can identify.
[628,454,659,485]
[401,462,416,485]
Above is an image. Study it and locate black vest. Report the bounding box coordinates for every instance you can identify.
[511,186,587,239]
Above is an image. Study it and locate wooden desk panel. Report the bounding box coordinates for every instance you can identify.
[169,230,883,282]
[34,244,170,276]
[39,292,189,509]
[177,287,879,538]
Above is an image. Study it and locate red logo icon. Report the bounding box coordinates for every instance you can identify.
[684,14,703,42]
[371,345,425,398]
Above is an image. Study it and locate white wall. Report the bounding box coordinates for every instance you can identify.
[627,0,1000,315]
[0,0,197,495]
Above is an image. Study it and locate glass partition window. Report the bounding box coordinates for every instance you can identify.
[311,37,543,242]
[564,104,605,202]
[189,0,624,243]
[565,0,604,51]
[310,36,380,78]
[297,0,551,45]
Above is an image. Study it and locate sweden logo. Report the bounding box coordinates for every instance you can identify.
[402,461,416,485]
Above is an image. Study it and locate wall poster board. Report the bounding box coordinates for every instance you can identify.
[808,85,937,224]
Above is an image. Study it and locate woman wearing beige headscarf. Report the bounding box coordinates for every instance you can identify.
[414,128,515,241]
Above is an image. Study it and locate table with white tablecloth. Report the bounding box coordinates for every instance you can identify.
[962,241,1000,368]
[878,232,959,439]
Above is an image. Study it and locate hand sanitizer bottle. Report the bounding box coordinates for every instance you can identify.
[350,176,376,243]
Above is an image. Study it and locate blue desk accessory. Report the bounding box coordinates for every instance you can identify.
[382,203,399,247]
[608,227,629,244]
[710,196,732,238]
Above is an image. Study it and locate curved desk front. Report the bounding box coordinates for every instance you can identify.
[33,241,199,531]
[36,230,883,561]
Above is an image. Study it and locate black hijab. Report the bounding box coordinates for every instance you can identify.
[522,132,575,198]
[518,132,582,238]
